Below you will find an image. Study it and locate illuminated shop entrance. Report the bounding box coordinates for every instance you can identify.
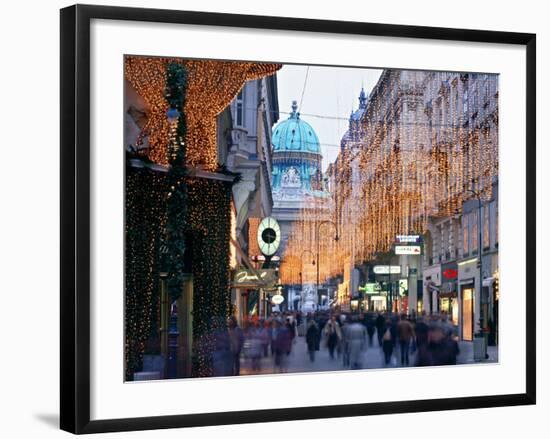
[461,286,474,341]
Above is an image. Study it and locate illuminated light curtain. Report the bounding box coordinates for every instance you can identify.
[125,56,281,169]
[280,70,499,285]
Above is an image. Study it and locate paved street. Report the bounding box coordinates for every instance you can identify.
[240,333,497,376]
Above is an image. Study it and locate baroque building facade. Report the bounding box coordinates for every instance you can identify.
[331,69,498,340]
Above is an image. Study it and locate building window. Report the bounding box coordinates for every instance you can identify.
[463,215,469,255]
[471,211,478,253]
[235,89,244,127]
[483,205,490,249]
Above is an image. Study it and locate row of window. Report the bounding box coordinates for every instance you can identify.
[429,200,498,263]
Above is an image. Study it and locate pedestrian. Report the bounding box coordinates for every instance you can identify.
[212,318,232,376]
[227,316,244,376]
[275,320,292,373]
[428,325,460,366]
[397,314,414,366]
[346,315,367,369]
[382,320,394,366]
[260,319,271,357]
[414,315,429,351]
[366,312,376,347]
[305,319,320,362]
[323,315,342,359]
[375,312,386,347]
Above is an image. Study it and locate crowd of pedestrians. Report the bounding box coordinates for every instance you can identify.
[213,310,460,376]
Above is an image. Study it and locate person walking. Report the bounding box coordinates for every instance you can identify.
[346,315,367,369]
[366,313,376,347]
[382,320,394,366]
[323,315,342,359]
[305,319,320,362]
[397,314,414,366]
[375,312,386,347]
[273,319,292,373]
[227,316,244,376]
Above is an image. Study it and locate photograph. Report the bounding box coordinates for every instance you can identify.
[124,55,500,381]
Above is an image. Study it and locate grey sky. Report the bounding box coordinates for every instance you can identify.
[275,64,383,171]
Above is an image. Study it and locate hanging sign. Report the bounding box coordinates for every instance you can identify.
[395,245,422,255]
[395,234,422,243]
[443,268,458,280]
[358,282,381,294]
[232,269,278,287]
[373,265,401,274]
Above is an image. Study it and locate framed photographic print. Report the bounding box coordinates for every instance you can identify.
[60,4,536,434]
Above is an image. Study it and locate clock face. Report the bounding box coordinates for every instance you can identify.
[257,217,281,256]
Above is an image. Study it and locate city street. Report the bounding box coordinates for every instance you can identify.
[240,331,497,376]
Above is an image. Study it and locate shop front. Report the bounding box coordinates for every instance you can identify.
[440,261,459,327]
[423,264,441,315]
[232,268,278,321]
[369,294,387,312]
[458,258,479,342]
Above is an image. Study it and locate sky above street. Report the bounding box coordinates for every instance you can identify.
[276,64,383,171]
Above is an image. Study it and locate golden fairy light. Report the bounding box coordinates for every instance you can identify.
[125,56,281,169]
[280,70,499,288]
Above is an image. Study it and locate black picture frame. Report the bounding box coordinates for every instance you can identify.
[60,4,536,434]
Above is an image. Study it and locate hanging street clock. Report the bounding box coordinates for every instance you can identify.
[257,217,281,257]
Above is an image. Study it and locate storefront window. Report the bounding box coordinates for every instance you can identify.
[462,287,474,341]
[451,298,459,326]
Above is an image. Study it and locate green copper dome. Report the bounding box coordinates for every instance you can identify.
[272,101,321,154]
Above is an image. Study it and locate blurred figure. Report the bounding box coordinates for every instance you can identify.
[212,318,232,376]
[365,313,376,347]
[323,315,342,359]
[248,321,263,371]
[340,317,350,367]
[382,319,394,366]
[416,323,460,366]
[375,312,386,347]
[227,316,244,376]
[305,319,320,362]
[414,315,429,351]
[397,314,414,366]
[273,319,292,373]
[260,319,271,357]
[346,315,367,369]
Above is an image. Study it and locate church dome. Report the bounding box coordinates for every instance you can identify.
[272,101,321,154]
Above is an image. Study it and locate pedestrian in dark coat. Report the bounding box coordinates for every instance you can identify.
[227,317,244,376]
[382,320,394,366]
[305,320,320,362]
[375,313,386,347]
[366,313,376,347]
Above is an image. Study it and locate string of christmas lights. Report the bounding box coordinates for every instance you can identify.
[280,70,499,287]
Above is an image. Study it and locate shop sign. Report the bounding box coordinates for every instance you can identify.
[395,234,422,243]
[373,265,401,275]
[395,245,422,255]
[358,282,381,294]
[443,268,458,280]
[271,294,284,305]
[233,269,277,287]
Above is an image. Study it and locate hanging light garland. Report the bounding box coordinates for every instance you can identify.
[280,70,499,286]
[124,55,281,379]
[125,56,281,169]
